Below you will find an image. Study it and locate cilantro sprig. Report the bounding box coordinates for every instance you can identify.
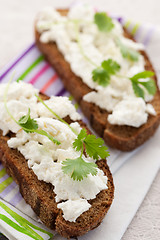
[73,129,110,160]
[18,109,61,145]
[92,61,156,99]
[116,39,140,62]
[35,95,110,181]
[92,59,120,86]
[62,129,109,181]
[94,12,114,32]
[62,157,97,181]
[129,71,156,98]
[18,108,38,132]
[3,78,60,145]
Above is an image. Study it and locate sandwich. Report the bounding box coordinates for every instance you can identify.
[0,81,114,238]
[35,5,160,151]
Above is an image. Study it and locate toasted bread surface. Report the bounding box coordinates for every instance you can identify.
[35,9,160,151]
[0,94,114,238]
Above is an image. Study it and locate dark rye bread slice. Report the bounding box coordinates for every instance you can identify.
[0,93,114,238]
[35,9,160,151]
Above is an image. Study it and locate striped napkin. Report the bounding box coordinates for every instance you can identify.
[0,16,160,240]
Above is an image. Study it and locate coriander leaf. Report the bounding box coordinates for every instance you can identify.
[101,59,120,75]
[94,12,114,32]
[92,68,110,86]
[18,108,30,124]
[130,71,155,82]
[131,81,144,98]
[18,109,61,145]
[84,135,110,160]
[73,129,109,160]
[130,71,156,98]
[73,129,87,151]
[117,39,139,61]
[18,108,38,133]
[92,59,120,87]
[62,157,97,181]
[140,79,156,95]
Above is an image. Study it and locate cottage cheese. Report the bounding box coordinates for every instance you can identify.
[36,5,156,127]
[37,96,81,121]
[0,82,81,135]
[108,97,156,127]
[57,199,91,222]
[0,82,108,222]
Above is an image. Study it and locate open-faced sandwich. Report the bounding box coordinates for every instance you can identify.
[35,5,160,151]
[0,81,114,238]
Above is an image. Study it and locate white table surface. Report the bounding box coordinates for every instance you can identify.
[0,0,160,239]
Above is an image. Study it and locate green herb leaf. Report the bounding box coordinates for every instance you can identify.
[73,128,87,151]
[117,39,139,61]
[131,81,144,98]
[130,71,156,98]
[18,109,38,133]
[62,157,97,181]
[63,129,109,181]
[94,12,114,32]
[101,59,121,75]
[92,59,120,87]
[130,71,155,82]
[73,129,109,160]
[92,68,110,86]
[84,134,110,160]
[140,79,156,95]
[18,109,60,145]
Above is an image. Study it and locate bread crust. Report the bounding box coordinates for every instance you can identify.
[0,94,114,238]
[35,9,160,151]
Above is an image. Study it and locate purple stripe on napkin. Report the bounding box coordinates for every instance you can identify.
[9,191,22,206]
[143,26,155,46]
[0,164,3,171]
[134,25,143,41]
[0,43,35,81]
[0,175,8,184]
[0,182,17,198]
[56,87,66,96]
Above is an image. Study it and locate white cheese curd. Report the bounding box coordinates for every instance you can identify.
[146,103,156,116]
[30,158,107,203]
[0,82,82,131]
[108,97,149,127]
[0,82,38,135]
[0,100,37,135]
[120,37,145,51]
[0,82,39,107]
[36,5,156,127]
[57,199,91,222]
[52,167,107,202]
[68,4,94,22]
[70,122,82,134]
[83,88,120,113]
[7,130,31,148]
[37,7,66,34]
[18,140,54,168]
[8,117,80,152]
[1,82,108,222]
[35,117,78,149]
[37,96,81,121]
